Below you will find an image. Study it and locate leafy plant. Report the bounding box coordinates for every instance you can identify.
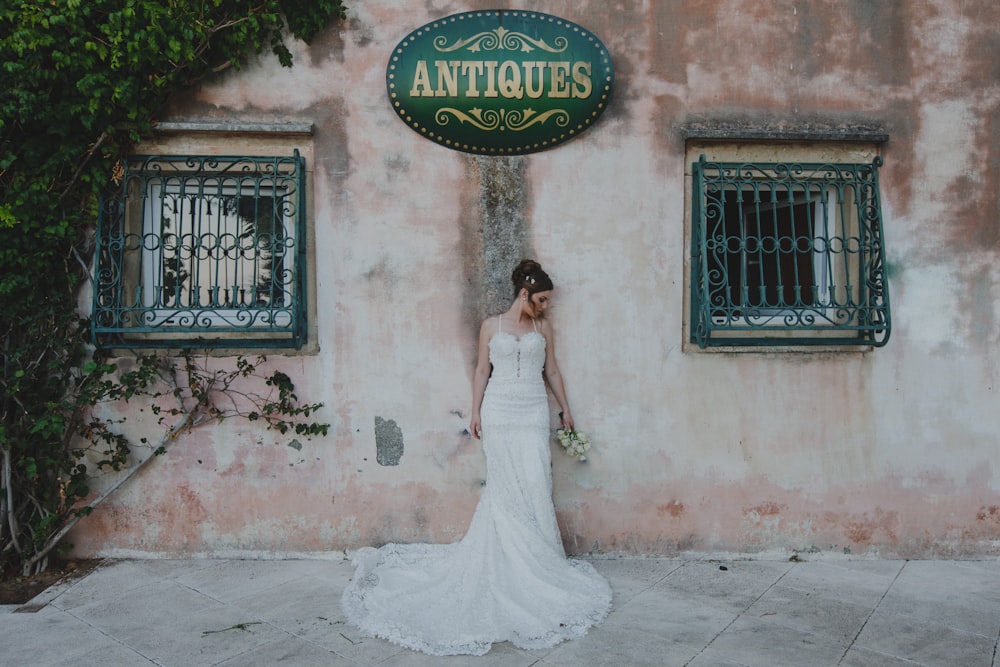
[11,352,330,577]
[0,0,345,577]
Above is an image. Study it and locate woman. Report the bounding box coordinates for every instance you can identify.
[341,260,611,656]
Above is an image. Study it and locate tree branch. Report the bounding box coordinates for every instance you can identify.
[2,449,22,558]
[58,131,108,202]
[20,409,197,576]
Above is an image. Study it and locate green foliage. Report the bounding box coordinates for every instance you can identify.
[0,0,344,577]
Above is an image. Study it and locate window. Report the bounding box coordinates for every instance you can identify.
[93,153,307,349]
[690,152,890,348]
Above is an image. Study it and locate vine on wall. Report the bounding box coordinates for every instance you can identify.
[0,0,346,577]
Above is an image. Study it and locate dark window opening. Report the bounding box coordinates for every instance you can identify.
[711,190,817,318]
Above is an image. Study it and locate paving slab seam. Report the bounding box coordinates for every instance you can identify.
[993,624,999,667]
[263,620,371,666]
[679,560,796,667]
[170,575,234,607]
[60,604,167,666]
[173,580,370,667]
[13,557,116,614]
[624,559,686,601]
[202,630,356,667]
[835,559,908,666]
[844,647,925,666]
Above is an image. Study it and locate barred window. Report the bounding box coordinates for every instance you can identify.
[93,153,307,349]
[690,154,890,348]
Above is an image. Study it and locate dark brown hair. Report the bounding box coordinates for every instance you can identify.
[511,259,553,298]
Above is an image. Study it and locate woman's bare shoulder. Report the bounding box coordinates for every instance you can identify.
[479,315,500,337]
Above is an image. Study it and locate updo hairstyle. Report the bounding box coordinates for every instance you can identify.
[511,259,553,298]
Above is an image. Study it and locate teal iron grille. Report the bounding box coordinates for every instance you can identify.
[92,153,307,349]
[691,155,890,348]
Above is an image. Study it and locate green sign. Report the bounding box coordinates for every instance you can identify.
[386,10,614,155]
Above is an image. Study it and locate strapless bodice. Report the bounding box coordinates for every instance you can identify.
[488,331,546,381]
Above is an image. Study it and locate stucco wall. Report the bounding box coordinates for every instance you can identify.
[70,0,1000,559]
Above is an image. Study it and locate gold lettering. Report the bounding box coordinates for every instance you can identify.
[522,61,544,99]
[408,59,596,100]
[571,61,592,99]
[410,60,434,97]
[460,61,484,97]
[435,60,460,97]
[482,61,499,98]
[498,60,523,99]
[548,61,571,98]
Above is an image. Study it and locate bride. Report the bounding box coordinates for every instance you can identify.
[341,260,612,656]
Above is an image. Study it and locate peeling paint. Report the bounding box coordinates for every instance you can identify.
[374,417,403,466]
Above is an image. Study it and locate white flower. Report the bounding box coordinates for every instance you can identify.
[555,428,592,462]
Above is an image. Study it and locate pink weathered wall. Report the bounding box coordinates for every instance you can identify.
[71,0,1000,559]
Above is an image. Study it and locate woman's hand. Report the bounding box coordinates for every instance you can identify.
[560,410,575,432]
[469,413,483,440]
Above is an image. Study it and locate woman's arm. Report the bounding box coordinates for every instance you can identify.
[541,318,574,431]
[469,318,494,440]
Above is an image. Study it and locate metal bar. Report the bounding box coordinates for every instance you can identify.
[691,155,890,348]
[92,154,306,349]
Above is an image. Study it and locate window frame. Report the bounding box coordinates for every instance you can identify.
[92,152,308,350]
[687,145,891,350]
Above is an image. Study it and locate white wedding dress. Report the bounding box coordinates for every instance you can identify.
[341,316,612,656]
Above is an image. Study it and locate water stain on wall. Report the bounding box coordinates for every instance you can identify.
[657,500,686,519]
[460,156,534,333]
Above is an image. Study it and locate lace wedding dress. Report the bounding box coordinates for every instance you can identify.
[341,316,612,656]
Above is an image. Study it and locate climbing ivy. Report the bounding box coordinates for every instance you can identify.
[0,0,345,577]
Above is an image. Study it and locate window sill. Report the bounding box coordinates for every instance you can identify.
[681,338,875,355]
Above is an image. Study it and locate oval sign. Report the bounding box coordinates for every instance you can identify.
[386,10,614,155]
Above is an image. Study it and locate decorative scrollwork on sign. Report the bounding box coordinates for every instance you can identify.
[434,26,568,53]
[436,107,501,131]
[436,107,570,132]
[505,108,570,130]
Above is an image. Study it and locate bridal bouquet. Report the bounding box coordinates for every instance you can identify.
[556,427,591,462]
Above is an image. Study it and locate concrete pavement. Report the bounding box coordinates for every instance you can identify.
[2,555,999,666]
